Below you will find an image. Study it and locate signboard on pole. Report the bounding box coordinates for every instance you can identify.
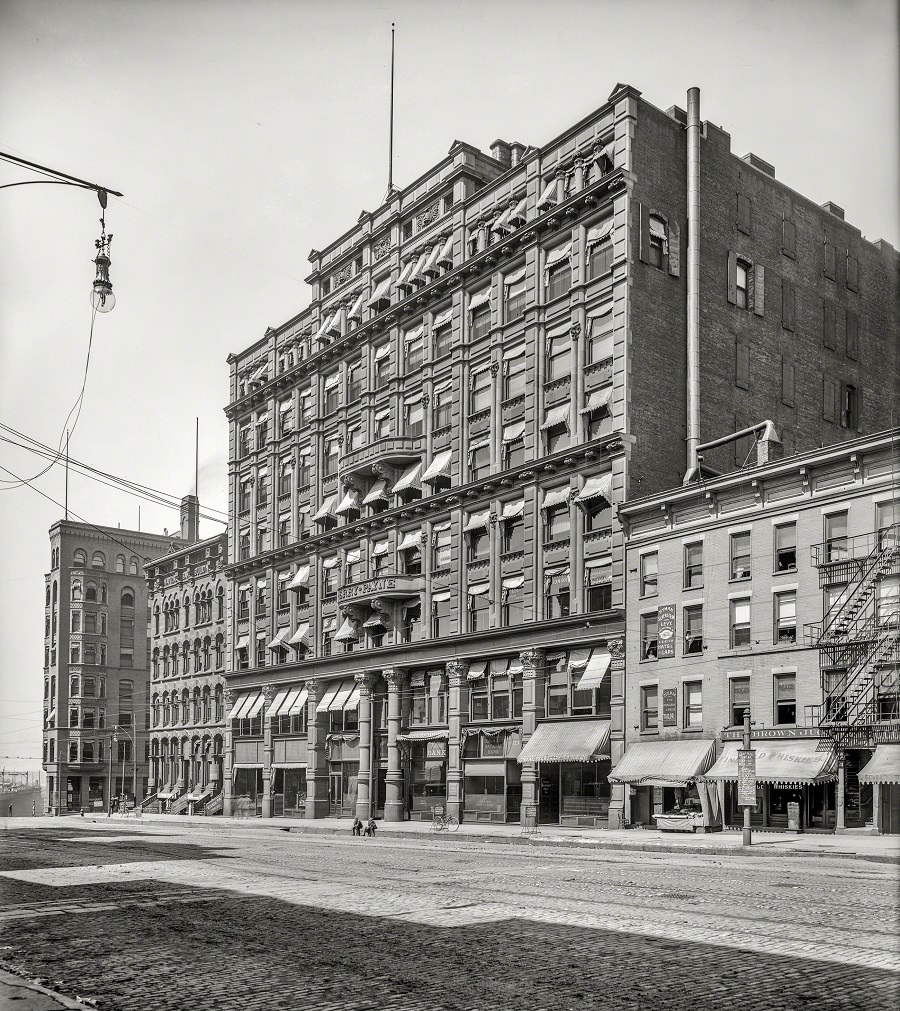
[737,748,757,807]
[657,605,676,658]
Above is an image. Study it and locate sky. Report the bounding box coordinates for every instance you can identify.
[0,0,897,760]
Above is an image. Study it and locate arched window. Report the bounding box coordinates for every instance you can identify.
[46,585,51,607]
[181,689,190,723]
[152,648,160,679]
[130,558,139,575]
[52,581,58,606]
[214,686,224,722]
[194,592,203,625]
[193,688,202,723]
[91,551,106,569]
[72,580,83,602]
[193,638,202,672]
[73,549,87,567]
[116,555,126,573]
[101,584,108,603]
[217,586,225,620]
[154,607,160,635]
[121,589,135,608]
[202,636,211,671]
[214,634,224,669]
[183,596,191,627]
[85,582,97,602]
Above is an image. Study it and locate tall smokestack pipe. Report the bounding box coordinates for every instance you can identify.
[684,86,701,484]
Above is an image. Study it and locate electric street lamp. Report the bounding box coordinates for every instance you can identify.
[110,724,136,814]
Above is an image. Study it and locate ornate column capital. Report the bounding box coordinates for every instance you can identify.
[519,648,545,677]
[223,688,234,710]
[305,678,322,703]
[382,667,405,691]
[445,659,470,688]
[262,683,276,706]
[354,671,376,698]
[607,638,625,659]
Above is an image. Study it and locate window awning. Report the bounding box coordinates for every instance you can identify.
[288,564,310,590]
[267,628,291,650]
[649,216,667,239]
[330,679,357,710]
[322,556,340,570]
[421,450,452,483]
[502,573,525,590]
[287,686,308,715]
[537,177,558,208]
[541,404,570,431]
[344,548,361,564]
[335,618,359,644]
[345,684,361,711]
[372,539,390,557]
[374,342,392,361]
[396,728,450,742]
[235,636,250,651]
[502,421,526,444]
[398,529,422,552]
[504,266,526,287]
[586,218,614,249]
[267,688,291,718]
[491,206,512,233]
[702,740,837,786]
[574,649,611,690]
[609,739,718,787]
[467,582,489,597]
[518,720,611,764]
[335,489,361,515]
[542,487,570,510]
[501,498,525,519]
[468,289,492,312]
[586,561,612,586]
[324,371,341,390]
[576,473,613,505]
[370,275,392,304]
[545,241,572,269]
[580,388,613,416]
[509,196,528,224]
[857,746,900,784]
[289,621,311,647]
[467,661,487,680]
[315,681,342,714]
[313,496,337,523]
[364,613,387,630]
[503,344,525,361]
[315,312,336,343]
[279,398,293,413]
[424,244,443,275]
[404,323,425,343]
[396,260,415,287]
[464,510,491,532]
[347,288,368,321]
[408,252,429,285]
[432,306,452,329]
[436,234,454,266]
[364,479,391,504]
[393,461,422,494]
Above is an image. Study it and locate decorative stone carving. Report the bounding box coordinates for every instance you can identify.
[519,648,545,676]
[374,238,391,261]
[607,639,624,659]
[416,202,440,230]
[354,671,376,698]
[570,323,582,341]
[445,659,469,688]
[490,360,500,377]
[382,668,405,691]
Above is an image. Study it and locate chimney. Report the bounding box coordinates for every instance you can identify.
[180,495,200,544]
[741,152,775,178]
[821,201,845,220]
[755,421,783,467]
[509,141,526,167]
[490,139,511,168]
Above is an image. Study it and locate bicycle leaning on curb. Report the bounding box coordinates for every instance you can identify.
[429,804,459,832]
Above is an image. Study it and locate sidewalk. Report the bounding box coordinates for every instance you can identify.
[0,967,95,1010]
[29,812,900,863]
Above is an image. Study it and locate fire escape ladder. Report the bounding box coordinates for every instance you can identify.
[817,536,898,643]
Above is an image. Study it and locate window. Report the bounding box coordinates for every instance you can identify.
[255,635,266,668]
[503,515,524,554]
[730,677,751,726]
[647,216,666,269]
[683,681,702,728]
[433,316,452,359]
[238,424,251,458]
[545,504,570,543]
[401,544,422,575]
[402,602,422,643]
[505,434,525,470]
[469,440,491,480]
[589,237,613,278]
[406,334,425,372]
[823,242,837,280]
[774,523,797,572]
[503,349,526,400]
[735,260,749,309]
[501,580,525,625]
[279,516,291,548]
[731,599,751,648]
[546,573,570,619]
[471,302,491,341]
[545,329,570,381]
[374,345,392,387]
[257,473,269,507]
[505,270,527,320]
[546,258,572,300]
[782,278,795,331]
[256,415,269,449]
[683,605,704,655]
[91,552,105,569]
[322,558,338,595]
[346,361,363,402]
[585,561,612,612]
[373,408,391,441]
[841,383,859,430]
[431,592,453,637]
[238,585,250,620]
[587,306,613,364]
[468,591,490,632]
[876,576,899,626]
[432,384,452,429]
[824,512,848,562]
[239,529,250,561]
[323,438,340,478]
[404,397,424,437]
[432,526,451,569]
[683,542,703,588]
[640,685,658,730]
[255,525,269,555]
[730,532,751,580]
[469,370,492,414]
[324,375,340,415]
[545,420,569,455]
[774,674,796,725]
[640,613,658,661]
[239,480,251,512]
[467,527,489,562]
[640,553,658,597]
[781,216,796,258]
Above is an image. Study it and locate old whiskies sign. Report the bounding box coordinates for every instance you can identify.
[657,604,676,658]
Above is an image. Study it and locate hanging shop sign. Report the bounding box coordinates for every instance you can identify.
[657,604,676,658]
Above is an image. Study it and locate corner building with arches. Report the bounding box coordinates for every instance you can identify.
[222,84,898,825]
[42,521,177,814]
[143,507,228,816]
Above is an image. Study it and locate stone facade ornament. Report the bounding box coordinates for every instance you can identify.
[354,671,375,698]
[519,647,545,676]
[374,237,391,261]
[445,659,469,688]
[382,668,405,691]
[570,323,582,341]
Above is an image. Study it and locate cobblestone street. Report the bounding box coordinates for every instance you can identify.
[0,820,897,1011]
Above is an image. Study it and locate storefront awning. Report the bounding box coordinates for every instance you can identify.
[702,740,837,786]
[330,679,357,711]
[287,687,308,716]
[316,681,342,713]
[345,684,361,711]
[609,738,717,787]
[421,450,452,483]
[858,745,900,784]
[267,688,292,719]
[396,729,450,742]
[228,690,262,721]
[518,720,611,764]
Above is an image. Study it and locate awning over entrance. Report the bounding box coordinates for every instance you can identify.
[396,729,450,742]
[517,720,611,764]
[858,746,900,784]
[702,740,837,786]
[608,738,717,787]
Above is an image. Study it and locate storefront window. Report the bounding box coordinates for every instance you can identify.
[560,763,610,818]
[233,768,262,816]
[272,768,307,818]
[410,742,447,815]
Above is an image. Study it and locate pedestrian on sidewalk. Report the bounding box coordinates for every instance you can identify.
[364,817,377,837]
[352,816,363,836]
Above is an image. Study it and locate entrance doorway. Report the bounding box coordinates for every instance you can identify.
[539,764,560,823]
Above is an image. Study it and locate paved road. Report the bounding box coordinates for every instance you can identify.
[0,821,897,1010]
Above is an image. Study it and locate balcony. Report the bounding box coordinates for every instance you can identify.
[340,436,423,477]
[336,573,424,606]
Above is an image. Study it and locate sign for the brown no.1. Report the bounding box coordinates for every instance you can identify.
[657,604,676,658]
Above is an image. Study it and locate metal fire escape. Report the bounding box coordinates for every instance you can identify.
[804,524,900,751]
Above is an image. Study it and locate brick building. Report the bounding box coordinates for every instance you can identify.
[616,430,899,834]
[144,499,228,816]
[221,84,899,825]
[42,521,176,814]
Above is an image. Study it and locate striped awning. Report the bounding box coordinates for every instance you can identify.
[518,720,611,764]
[335,489,362,515]
[537,177,558,208]
[397,729,450,742]
[289,622,310,647]
[575,473,613,504]
[702,740,837,786]
[393,461,422,494]
[541,404,569,431]
[586,218,614,249]
[857,746,900,785]
[421,450,452,483]
[287,687,309,715]
[267,688,292,719]
[364,479,391,504]
[267,628,291,650]
[288,564,310,590]
[574,649,611,690]
[608,739,717,787]
[228,690,262,721]
[313,496,337,522]
[579,388,613,416]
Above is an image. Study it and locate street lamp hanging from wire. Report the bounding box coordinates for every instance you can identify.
[91,189,115,312]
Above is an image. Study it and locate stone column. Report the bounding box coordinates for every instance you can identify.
[835,754,846,832]
[519,647,545,824]
[355,672,375,821]
[606,638,627,829]
[305,679,330,819]
[261,683,274,819]
[446,660,469,822]
[223,689,234,816]
[872,783,882,834]
[383,668,405,823]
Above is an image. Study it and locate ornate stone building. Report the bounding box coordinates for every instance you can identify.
[221,84,898,825]
[143,500,228,815]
